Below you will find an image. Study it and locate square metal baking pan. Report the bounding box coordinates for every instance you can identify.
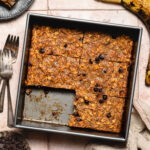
[13,13,142,143]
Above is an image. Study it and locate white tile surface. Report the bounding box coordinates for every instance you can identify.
[27,132,48,150]
[48,10,138,26]
[29,0,48,10]
[48,0,124,10]
[48,134,89,150]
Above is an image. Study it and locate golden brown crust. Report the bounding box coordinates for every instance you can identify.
[26,54,79,90]
[76,59,129,98]
[82,32,133,62]
[68,96,125,133]
[31,25,83,58]
[26,53,129,97]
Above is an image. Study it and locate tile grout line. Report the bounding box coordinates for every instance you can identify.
[28,10,49,11]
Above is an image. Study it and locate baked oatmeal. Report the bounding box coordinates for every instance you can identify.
[31,25,83,58]
[82,32,133,62]
[68,96,125,133]
[26,54,79,90]
[25,25,133,133]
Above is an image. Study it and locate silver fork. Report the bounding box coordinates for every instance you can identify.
[0,50,14,126]
[4,35,19,63]
[0,35,19,113]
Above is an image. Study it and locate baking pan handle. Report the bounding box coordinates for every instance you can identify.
[7,80,14,128]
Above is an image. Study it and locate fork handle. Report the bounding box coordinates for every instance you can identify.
[7,80,14,127]
[0,80,6,113]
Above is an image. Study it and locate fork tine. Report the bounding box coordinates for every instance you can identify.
[5,35,13,51]
[4,35,11,50]
[16,36,19,49]
[13,36,17,50]
[9,35,14,48]
[12,36,16,50]
[4,35,19,64]
[15,36,19,57]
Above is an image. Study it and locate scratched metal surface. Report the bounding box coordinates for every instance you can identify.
[23,88,75,126]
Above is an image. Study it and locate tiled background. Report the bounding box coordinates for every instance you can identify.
[0,0,149,149]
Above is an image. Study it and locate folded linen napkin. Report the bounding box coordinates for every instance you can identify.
[134,98,150,131]
[86,108,150,150]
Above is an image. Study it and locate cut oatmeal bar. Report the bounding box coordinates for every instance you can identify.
[69,96,125,133]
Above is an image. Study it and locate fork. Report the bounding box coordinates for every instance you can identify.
[0,35,19,113]
[0,50,14,126]
[4,35,19,63]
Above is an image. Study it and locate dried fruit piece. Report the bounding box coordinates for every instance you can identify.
[84,100,89,104]
[99,54,104,60]
[94,87,99,92]
[82,73,86,76]
[64,44,68,48]
[89,59,93,64]
[95,57,100,64]
[103,95,107,100]
[39,48,45,54]
[73,112,79,116]
[103,69,107,73]
[107,113,111,118]
[99,99,104,104]
[119,68,123,73]
[77,118,82,122]
[99,88,102,92]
